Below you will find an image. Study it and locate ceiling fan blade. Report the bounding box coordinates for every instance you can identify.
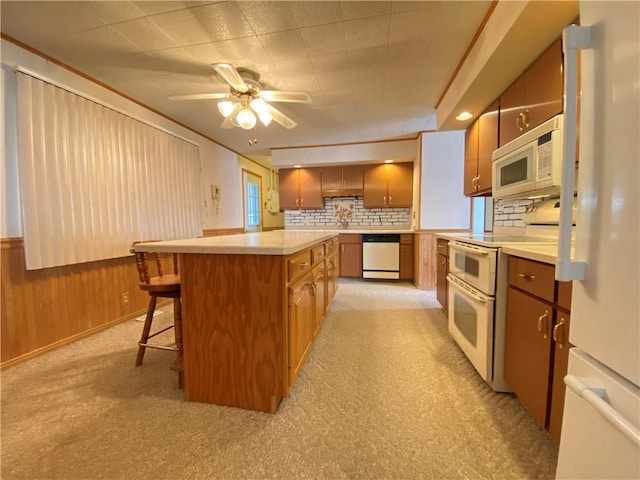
[264,104,297,129]
[261,90,312,103]
[212,63,249,92]
[168,92,231,101]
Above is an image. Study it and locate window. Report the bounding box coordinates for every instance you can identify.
[243,171,262,232]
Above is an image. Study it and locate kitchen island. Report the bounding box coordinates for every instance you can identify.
[135,230,339,413]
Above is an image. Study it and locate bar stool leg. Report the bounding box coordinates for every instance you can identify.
[136,295,157,366]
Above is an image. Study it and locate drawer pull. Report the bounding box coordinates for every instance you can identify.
[299,262,309,268]
[537,310,549,339]
[553,317,566,349]
[517,272,536,280]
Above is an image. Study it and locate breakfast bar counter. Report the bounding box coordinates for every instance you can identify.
[135,231,339,413]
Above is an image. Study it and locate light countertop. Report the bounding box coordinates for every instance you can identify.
[500,244,559,264]
[134,231,338,256]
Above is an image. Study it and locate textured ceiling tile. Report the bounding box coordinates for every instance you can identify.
[132,1,209,16]
[113,17,178,51]
[289,1,342,28]
[258,30,308,63]
[183,37,270,75]
[339,1,392,20]
[310,52,352,93]
[391,1,444,14]
[343,15,390,51]
[389,7,441,45]
[91,2,146,24]
[274,57,322,94]
[149,9,218,46]
[47,26,143,64]
[299,23,347,57]
[238,1,298,35]
[186,2,255,42]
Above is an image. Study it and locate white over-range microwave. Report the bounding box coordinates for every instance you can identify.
[492,114,567,199]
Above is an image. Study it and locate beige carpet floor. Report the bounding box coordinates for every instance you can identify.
[1,279,558,479]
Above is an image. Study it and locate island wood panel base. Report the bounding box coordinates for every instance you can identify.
[180,253,286,413]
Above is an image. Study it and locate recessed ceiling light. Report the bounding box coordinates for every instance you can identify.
[456,111,473,121]
[384,159,394,164]
[293,164,302,168]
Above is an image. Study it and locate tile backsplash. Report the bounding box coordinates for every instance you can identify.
[285,197,411,228]
[493,198,539,228]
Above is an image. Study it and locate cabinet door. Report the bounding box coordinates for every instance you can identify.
[525,38,563,131]
[279,168,300,209]
[399,244,414,280]
[321,167,343,195]
[312,263,326,335]
[288,275,315,386]
[476,100,499,194]
[436,253,448,310]
[464,119,480,196]
[298,168,322,209]
[341,165,364,191]
[504,287,553,427]
[499,73,526,147]
[339,243,362,277]
[387,163,413,207]
[363,164,388,207]
[326,253,338,306]
[548,312,572,443]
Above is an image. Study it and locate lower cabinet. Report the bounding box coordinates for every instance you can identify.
[504,256,573,443]
[339,234,362,277]
[399,233,414,280]
[326,251,338,308]
[288,273,315,386]
[436,239,449,310]
[312,262,326,336]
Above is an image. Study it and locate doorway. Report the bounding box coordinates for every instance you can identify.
[242,170,262,232]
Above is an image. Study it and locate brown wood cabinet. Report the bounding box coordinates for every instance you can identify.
[436,239,449,310]
[363,162,413,208]
[504,255,573,443]
[321,165,364,197]
[278,167,323,209]
[288,272,315,386]
[399,234,414,281]
[338,234,362,278]
[325,239,339,310]
[500,39,563,146]
[464,100,499,196]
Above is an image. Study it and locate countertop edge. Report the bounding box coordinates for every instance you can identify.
[500,246,557,265]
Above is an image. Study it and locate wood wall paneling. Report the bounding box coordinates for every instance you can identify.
[1,238,172,368]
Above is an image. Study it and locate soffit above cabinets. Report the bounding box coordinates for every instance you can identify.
[1,1,577,162]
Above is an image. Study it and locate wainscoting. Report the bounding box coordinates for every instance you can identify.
[1,229,243,369]
[414,230,468,290]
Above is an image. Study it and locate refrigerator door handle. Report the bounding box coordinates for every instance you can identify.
[556,25,590,282]
[565,374,640,448]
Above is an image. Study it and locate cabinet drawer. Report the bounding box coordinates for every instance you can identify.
[557,281,572,311]
[325,237,339,255]
[400,233,414,245]
[287,250,312,282]
[338,234,362,244]
[311,244,325,264]
[436,238,449,257]
[508,256,555,302]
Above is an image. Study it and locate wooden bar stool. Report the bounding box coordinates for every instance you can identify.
[131,241,183,382]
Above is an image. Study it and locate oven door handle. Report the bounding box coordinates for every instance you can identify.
[447,274,488,304]
[449,242,491,256]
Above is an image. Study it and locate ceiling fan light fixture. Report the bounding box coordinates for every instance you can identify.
[250,98,268,113]
[236,107,257,130]
[218,101,235,118]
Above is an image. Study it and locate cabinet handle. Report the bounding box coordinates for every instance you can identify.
[296,198,299,207]
[517,272,536,280]
[299,262,309,269]
[553,317,566,349]
[341,245,345,254]
[523,109,530,129]
[300,198,304,207]
[517,112,525,131]
[475,177,480,189]
[537,310,549,339]
[389,195,392,205]
[383,195,387,206]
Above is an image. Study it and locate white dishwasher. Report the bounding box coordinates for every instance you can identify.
[362,234,400,279]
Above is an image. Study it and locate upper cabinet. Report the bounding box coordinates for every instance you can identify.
[279,168,323,210]
[500,39,564,147]
[363,162,413,208]
[464,100,499,196]
[321,165,364,197]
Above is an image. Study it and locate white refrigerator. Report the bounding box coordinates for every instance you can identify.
[556,2,640,479]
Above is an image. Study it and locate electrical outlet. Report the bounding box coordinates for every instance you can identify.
[121,292,129,306]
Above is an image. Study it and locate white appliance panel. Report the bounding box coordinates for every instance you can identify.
[448,241,497,295]
[447,274,494,383]
[570,1,640,387]
[556,349,640,479]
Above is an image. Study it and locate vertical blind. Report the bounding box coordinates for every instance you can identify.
[16,72,202,270]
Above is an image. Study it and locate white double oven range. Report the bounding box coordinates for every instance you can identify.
[445,231,557,392]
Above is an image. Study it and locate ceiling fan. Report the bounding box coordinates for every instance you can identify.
[168,63,312,130]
